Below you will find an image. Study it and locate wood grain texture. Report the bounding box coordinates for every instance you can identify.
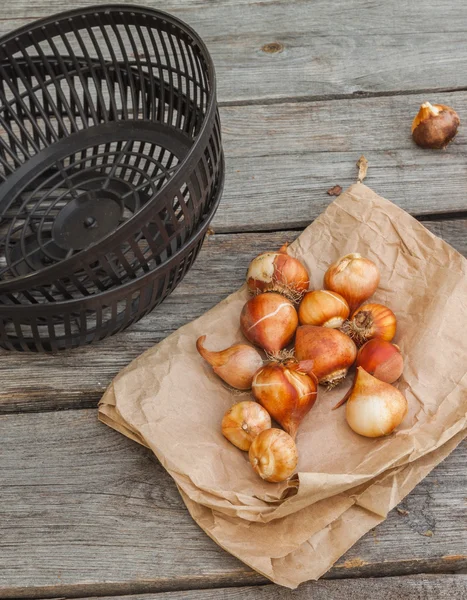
[0,410,465,599]
[4,0,467,103]
[1,219,466,413]
[77,574,467,600]
[216,91,467,231]
[1,6,467,230]
[0,2,465,598]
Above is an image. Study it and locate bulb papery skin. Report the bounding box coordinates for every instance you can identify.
[249,428,298,482]
[246,245,310,299]
[299,290,350,328]
[240,292,298,354]
[196,335,263,390]
[221,401,271,451]
[295,325,357,387]
[345,303,397,345]
[356,339,403,383]
[252,361,318,439]
[345,367,408,438]
[324,253,380,313]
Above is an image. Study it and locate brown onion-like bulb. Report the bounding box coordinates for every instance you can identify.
[324,253,380,313]
[299,290,349,328]
[196,335,263,390]
[240,292,298,354]
[343,303,396,346]
[356,339,403,384]
[411,102,460,149]
[345,367,408,438]
[249,428,298,482]
[246,243,310,300]
[295,325,357,387]
[221,401,271,451]
[252,360,318,439]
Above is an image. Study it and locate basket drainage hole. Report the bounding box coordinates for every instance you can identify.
[84,216,97,229]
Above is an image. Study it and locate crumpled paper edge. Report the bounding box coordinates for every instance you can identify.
[99,183,467,523]
[180,430,466,588]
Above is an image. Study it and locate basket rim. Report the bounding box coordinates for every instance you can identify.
[0,154,224,315]
[0,4,219,290]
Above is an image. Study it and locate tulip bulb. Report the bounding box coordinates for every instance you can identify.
[246,243,310,300]
[299,289,349,328]
[252,360,318,439]
[249,428,298,482]
[343,303,396,345]
[356,339,403,384]
[196,336,263,390]
[345,367,408,438]
[412,102,460,149]
[222,401,272,451]
[324,253,380,312]
[240,292,298,355]
[295,325,357,387]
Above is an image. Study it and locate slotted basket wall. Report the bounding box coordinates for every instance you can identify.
[0,5,224,351]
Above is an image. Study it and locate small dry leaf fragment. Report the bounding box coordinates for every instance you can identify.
[342,557,367,569]
[327,185,343,196]
[396,507,409,516]
[356,155,368,182]
[422,530,434,537]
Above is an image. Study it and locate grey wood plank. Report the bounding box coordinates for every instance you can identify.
[216,90,467,232]
[2,7,467,231]
[77,574,467,600]
[0,24,466,229]
[3,0,467,103]
[0,410,465,599]
[1,219,466,413]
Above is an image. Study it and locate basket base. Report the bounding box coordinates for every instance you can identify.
[1,121,193,279]
[0,153,225,353]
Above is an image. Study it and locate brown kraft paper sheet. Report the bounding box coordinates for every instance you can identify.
[181,429,466,587]
[100,387,466,586]
[99,183,467,585]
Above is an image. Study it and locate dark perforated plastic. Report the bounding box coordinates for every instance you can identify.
[0,5,224,351]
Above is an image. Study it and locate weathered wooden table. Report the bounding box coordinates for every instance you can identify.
[1,1,467,598]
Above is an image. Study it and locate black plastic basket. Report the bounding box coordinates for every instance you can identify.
[0,5,224,351]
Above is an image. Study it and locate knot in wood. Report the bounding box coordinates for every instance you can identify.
[261,42,284,54]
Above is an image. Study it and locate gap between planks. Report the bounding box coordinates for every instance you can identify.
[1,219,466,414]
[24,575,467,600]
[209,211,467,237]
[219,86,467,108]
[2,567,467,599]
[1,404,465,597]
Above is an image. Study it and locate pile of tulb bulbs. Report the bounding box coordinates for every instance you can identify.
[196,246,407,483]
